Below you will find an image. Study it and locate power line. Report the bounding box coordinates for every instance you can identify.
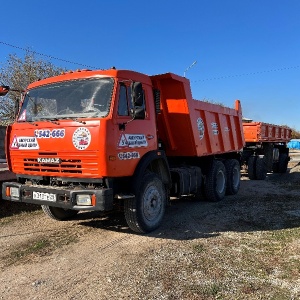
[1,40,299,81]
[0,41,98,69]
[192,65,300,82]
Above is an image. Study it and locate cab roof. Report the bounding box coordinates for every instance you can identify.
[27,68,153,89]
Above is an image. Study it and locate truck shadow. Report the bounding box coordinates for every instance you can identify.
[77,172,300,240]
[0,201,41,219]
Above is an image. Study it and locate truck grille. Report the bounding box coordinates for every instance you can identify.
[24,157,83,174]
[11,152,100,176]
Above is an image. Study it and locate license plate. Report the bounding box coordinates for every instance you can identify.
[32,191,56,201]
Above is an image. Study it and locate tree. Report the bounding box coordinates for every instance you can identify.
[281,125,300,139]
[291,128,300,139]
[0,51,65,125]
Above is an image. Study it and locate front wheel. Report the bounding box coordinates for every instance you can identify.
[42,205,79,221]
[124,173,167,233]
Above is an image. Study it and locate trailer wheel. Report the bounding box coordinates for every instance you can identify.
[248,156,257,180]
[204,160,227,202]
[272,161,279,173]
[124,172,166,233]
[255,156,267,180]
[278,153,288,173]
[224,159,241,195]
[41,205,79,221]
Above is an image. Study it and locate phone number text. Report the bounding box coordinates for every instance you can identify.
[35,129,65,138]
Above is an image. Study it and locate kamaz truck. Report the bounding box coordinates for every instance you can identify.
[0,69,245,232]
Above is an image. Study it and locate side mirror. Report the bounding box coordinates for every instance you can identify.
[133,107,145,119]
[131,82,143,106]
[0,85,10,96]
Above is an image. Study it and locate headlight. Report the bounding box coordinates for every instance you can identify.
[9,187,20,199]
[76,194,92,206]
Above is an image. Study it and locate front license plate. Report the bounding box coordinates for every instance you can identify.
[32,191,56,201]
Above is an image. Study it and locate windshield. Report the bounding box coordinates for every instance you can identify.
[17,77,114,122]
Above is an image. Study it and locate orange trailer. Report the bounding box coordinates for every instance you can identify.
[1,69,244,232]
[242,121,292,180]
[243,122,291,143]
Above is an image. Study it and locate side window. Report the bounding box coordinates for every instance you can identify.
[138,90,145,111]
[118,85,128,116]
[117,83,146,117]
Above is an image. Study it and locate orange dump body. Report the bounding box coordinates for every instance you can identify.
[243,122,292,143]
[151,73,245,157]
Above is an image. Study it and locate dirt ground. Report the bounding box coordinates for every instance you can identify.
[0,151,300,300]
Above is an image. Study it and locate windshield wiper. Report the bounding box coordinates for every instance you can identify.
[50,115,86,125]
[33,116,60,125]
[64,116,86,124]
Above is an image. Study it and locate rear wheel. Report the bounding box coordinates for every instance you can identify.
[124,172,167,233]
[278,153,289,173]
[42,205,79,220]
[255,156,267,180]
[224,159,241,195]
[204,160,227,202]
[272,161,279,173]
[248,156,257,180]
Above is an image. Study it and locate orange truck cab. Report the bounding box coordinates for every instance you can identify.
[1,68,244,233]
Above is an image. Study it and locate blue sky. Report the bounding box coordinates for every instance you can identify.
[1,0,300,130]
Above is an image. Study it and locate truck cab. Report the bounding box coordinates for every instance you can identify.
[7,69,159,177]
[2,69,170,230]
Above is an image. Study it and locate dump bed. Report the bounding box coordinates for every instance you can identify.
[243,122,292,143]
[150,73,245,157]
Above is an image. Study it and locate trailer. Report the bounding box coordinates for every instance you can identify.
[1,69,244,232]
[242,121,292,180]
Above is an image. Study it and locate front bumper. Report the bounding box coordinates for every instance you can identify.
[2,182,113,211]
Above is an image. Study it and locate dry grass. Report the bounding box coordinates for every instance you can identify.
[2,228,79,267]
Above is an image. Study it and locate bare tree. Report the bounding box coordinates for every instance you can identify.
[291,128,300,139]
[0,51,65,124]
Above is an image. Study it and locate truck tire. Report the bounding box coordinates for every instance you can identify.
[124,172,166,233]
[278,153,288,173]
[204,160,227,202]
[255,156,267,180]
[272,162,279,173]
[248,156,257,180]
[224,159,240,195]
[189,166,203,200]
[41,205,79,221]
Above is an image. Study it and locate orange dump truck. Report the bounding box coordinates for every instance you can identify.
[242,121,292,180]
[0,69,244,232]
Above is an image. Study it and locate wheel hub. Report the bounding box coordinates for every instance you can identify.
[143,187,162,221]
